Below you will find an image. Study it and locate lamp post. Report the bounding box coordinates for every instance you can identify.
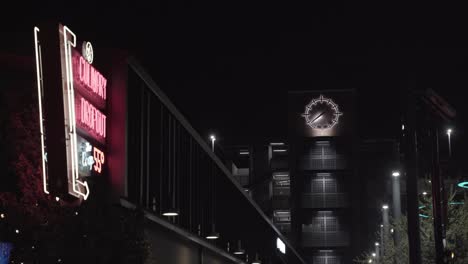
[210,135,216,152]
[375,242,380,263]
[380,225,384,257]
[391,172,402,220]
[447,129,452,157]
[392,171,402,262]
[382,205,390,257]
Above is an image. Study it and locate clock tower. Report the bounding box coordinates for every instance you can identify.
[287,89,360,263]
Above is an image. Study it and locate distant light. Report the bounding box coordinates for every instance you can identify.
[58,259,62,263]
[55,197,60,202]
[0,213,4,219]
[368,259,373,263]
[392,171,400,177]
[382,204,389,210]
[273,149,287,153]
[75,212,79,216]
[162,212,179,216]
[451,252,455,259]
[422,191,428,195]
[252,261,262,264]
[15,229,19,234]
[380,224,384,228]
[402,124,405,130]
[375,242,379,246]
[276,238,286,254]
[457,182,468,189]
[239,151,249,155]
[391,228,394,233]
[210,135,216,141]
[270,142,285,146]
[233,249,245,255]
[428,180,431,183]
[162,208,179,217]
[206,232,220,240]
[447,129,452,135]
[372,253,376,257]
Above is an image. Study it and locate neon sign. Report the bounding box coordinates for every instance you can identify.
[34,24,107,201]
[93,147,105,174]
[77,96,107,140]
[33,27,49,194]
[76,55,106,100]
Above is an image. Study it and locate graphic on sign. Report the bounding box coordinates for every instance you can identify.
[301,95,342,129]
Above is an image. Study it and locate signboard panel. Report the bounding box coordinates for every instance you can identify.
[34,23,107,201]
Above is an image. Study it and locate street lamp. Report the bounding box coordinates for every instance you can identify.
[382,204,390,254]
[210,135,216,152]
[447,129,452,157]
[375,242,380,262]
[391,170,402,248]
[233,240,245,255]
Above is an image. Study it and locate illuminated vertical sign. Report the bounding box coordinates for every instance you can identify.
[34,24,107,201]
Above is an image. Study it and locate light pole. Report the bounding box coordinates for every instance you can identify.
[210,135,216,152]
[447,129,452,157]
[380,224,384,257]
[392,170,402,261]
[382,204,390,257]
[392,171,402,220]
[375,242,380,263]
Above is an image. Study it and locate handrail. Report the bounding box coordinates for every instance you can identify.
[127,57,306,264]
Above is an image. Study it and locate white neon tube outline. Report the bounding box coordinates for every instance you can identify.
[63,25,89,200]
[34,27,49,194]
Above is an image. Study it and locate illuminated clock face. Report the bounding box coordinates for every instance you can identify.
[301,95,342,129]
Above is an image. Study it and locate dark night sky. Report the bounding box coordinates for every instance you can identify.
[2,2,468,150]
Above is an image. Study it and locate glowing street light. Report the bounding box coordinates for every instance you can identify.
[382,204,389,210]
[447,129,452,157]
[233,240,245,255]
[210,135,216,152]
[392,171,400,177]
[162,208,179,217]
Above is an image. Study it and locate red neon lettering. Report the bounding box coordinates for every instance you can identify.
[77,56,107,101]
[93,147,105,173]
[80,97,106,139]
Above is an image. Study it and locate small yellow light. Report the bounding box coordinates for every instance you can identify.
[451,252,455,259]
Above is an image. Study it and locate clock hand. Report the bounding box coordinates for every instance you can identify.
[309,112,325,123]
